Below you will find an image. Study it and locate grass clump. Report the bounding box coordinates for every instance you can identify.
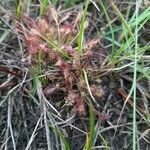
[15,3,104,116]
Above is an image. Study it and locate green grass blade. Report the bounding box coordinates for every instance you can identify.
[53,128,70,150]
[40,0,49,16]
[50,0,60,5]
[111,2,134,39]
[98,133,109,150]
[86,106,95,150]
[0,30,10,43]
[105,2,150,37]
[65,0,73,7]
[15,0,21,20]
[78,0,90,53]
[99,0,115,56]
[111,1,134,40]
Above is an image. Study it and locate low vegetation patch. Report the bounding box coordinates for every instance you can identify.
[0,0,150,149]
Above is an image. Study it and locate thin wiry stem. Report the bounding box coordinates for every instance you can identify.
[43,100,52,150]
[25,115,42,150]
[133,0,141,150]
[36,80,52,150]
[7,96,16,150]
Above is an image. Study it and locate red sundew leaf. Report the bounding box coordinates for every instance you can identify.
[66,90,86,115]
[75,98,86,115]
[86,38,100,49]
[55,60,70,72]
[46,5,58,24]
[59,24,72,36]
[39,44,50,53]
[43,84,59,97]
[90,85,104,98]
[82,49,93,66]
[99,48,106,64]
[55,60,73,89]
[72,53,81,70]
[63,73,74,90]
[21,15,37,29]
[98,113,109,122]
[45,72,58,81]
[55,60,63,67]
[30,28,42,37]
[17,19,41,54]
[84,49,93,57]
[37,19,50,34]
[66,90,78,104]
[26,35,40,44]
[25,36,41,54]
[25,31,51,54]
[59,24,74,43]
[17,16,51,54]
[47,51,60,62]
[61,45,76,56]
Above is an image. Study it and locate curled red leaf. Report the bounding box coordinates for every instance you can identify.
[66,90,86,115]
